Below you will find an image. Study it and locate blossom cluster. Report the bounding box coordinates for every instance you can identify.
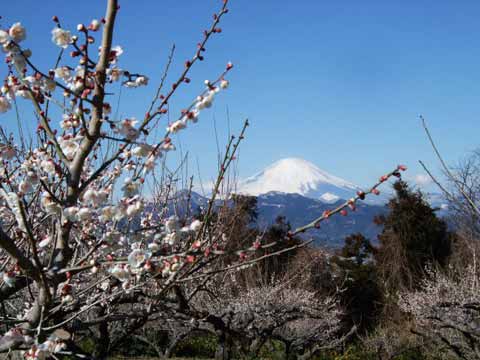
[0,1,241,356]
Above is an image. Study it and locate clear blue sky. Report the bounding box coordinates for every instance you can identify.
[2,0,480,191]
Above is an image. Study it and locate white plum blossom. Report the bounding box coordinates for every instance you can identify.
[108,45,123,63]
[132,143,155,157]
[117,118,139,140]
[167,119,187,133]
[54,66,72,82]
[161,141,176,152]
[14,88,29,99]
[103,102,112,115]
[128,249,151,268]
[148,242,160,252]
[68,78,84,93]
[143,156,156,173]
[135,75,148,86]
[126,198,144,217]
[0,96,11,113]
[38,236,52,248]
[124,80,136,88]
[82,188,98,204]
[0,84,10,97]
[0,6,240,355]
[1,271,15,287]
[25,171,39,185]
[77,207,93,221]
[220,79,229,89]
[18,180,33,194]
[107,67,123,82]
[51,28,72,48]
[100,205,116,222]
[165,216,180,233]
[196,91,215,110]
[110,265,129,282]
[122,178,140,197]
[60,114,80,129]
[41,193,62,215]
[188,109,200,123]
[63,206,79,221]
[1,190,28,232]
[9,23,26,42]
[41,159,56,175]
[43,78,56,92]
[0,30,9,44]
[124,75,149,88]
[57,136,80,160]
[0,144,16,160]
[11,49,30,70]
[24,335,66,360]
[189,219,202,232]
[111,45,123,56]
[89,19,101,31]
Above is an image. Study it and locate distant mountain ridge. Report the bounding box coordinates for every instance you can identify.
[173,189,386,247]
[255,191,385,247]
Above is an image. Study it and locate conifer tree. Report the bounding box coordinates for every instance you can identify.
[375,180,452,292]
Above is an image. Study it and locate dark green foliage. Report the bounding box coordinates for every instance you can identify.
[375,180,452,291]
[333,234,383,333]
[313,343,430,360]
[230,194,258,223]
[333,180,453,335]
[256,215,303,279]
[217,195,303,287]
[106,330,170,357]
[173,332,218,358]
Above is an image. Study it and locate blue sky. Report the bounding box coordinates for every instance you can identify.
[2,0,480,191]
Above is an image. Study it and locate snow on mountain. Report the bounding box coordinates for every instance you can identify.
[320,192,341,204]
[238,158,365,203]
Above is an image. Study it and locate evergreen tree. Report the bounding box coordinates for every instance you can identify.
[333,233,383,333]
[374,180,452,292]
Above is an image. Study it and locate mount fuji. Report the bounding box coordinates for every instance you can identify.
[173,158,393,246]
[180,159,446,246]
[238,158,384,204]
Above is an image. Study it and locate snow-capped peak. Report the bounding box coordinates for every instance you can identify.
[238,158,361,202]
